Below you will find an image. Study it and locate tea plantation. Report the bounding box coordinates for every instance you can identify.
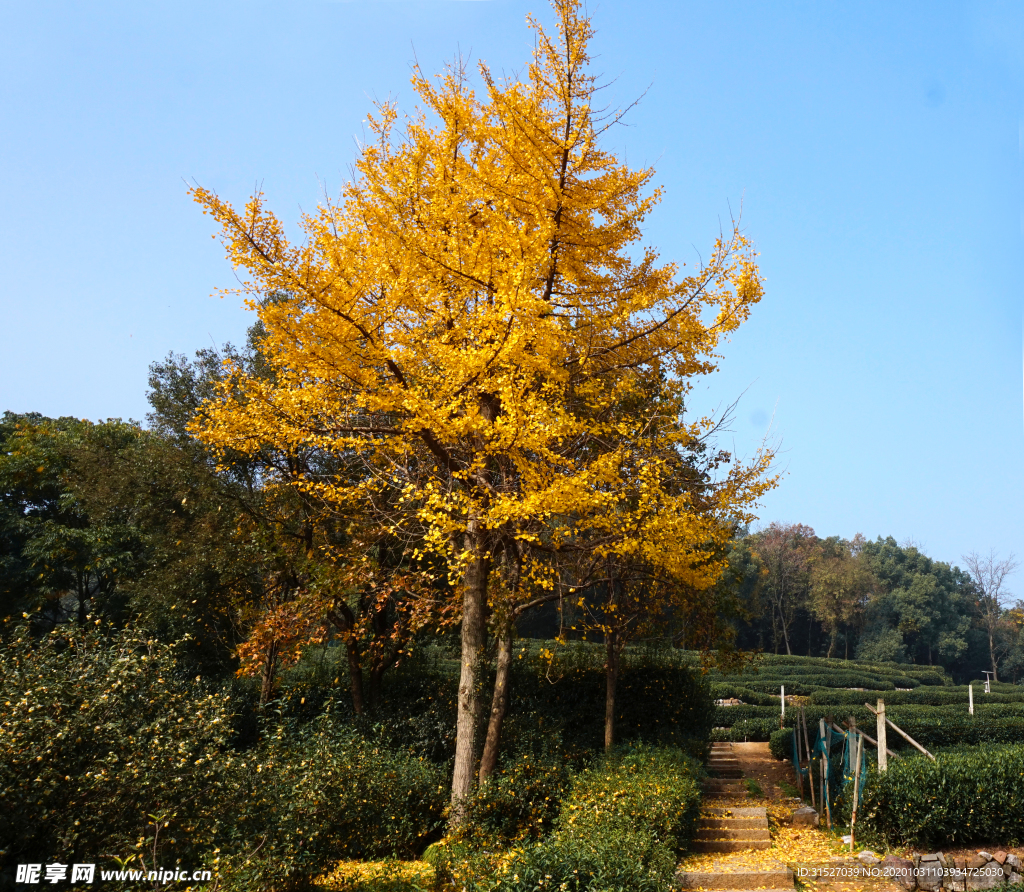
[708,653,1024,849]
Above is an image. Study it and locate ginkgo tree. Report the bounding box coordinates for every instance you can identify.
[190,0,776,813]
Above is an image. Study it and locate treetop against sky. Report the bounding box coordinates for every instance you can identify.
[0,0,1020,585]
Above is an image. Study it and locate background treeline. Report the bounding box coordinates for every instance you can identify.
[716,523,1023,684]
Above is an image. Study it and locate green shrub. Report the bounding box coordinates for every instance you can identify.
[857,745,1024,847]
[711,719,779,742]
[557,745,702,853]
[350,642,714,766]
[508,646,714,756]
[710,683,777,706]
[769,728,793,761]
[0,624,242,869]
[323,860,434,892]
[215,715,447,889]
[0,624,447,891]
[454,748,577,847]
[463,826,675,892]
[435,745,699,892]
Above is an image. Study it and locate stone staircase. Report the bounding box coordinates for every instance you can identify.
[694,807,771,853]
[676,742,795,892]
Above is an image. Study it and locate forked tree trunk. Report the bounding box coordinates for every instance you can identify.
[479,628,513,784]
[329,603,366,715]
[604,631,620,752]
[451,525,490,819]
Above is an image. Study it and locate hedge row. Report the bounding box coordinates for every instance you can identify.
[710,683,779,706]
[728,703,1024,748]
[744,654,950,683]
[718,703,1024,727]
[855,745,1024,847]
[809,686,1024,707]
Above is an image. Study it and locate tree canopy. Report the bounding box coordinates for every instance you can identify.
[189,0,775,807]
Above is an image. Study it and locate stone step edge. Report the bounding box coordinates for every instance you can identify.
[677,868,793,890]
[700,821,766,831]
[691,841,773,853]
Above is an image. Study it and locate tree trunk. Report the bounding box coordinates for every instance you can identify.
[781,614,792,656]
[328,603,365,716]
[605,631,620,752]
[346,641,365,716]
[76,572,88,626]
[479,628,513,784]
[259,639,279,708]
[450,525,490,819]
[989,630,999,683]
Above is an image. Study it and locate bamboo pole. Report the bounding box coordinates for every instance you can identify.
[864,702,935,761]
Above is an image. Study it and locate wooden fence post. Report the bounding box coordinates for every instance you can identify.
[801,708,815,809]
[850,730,863,851]
[819,717,832,828]
[876,699,887,773]
[969,683,974,716]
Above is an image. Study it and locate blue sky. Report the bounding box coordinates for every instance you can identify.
[1,0,1021,589]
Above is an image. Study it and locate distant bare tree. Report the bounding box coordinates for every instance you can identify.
[754,523,816,655]
[962,550,1019,682]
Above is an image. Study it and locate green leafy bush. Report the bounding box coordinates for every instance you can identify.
[857,745,1024,847]
[769,728,793,761]
[508,645,714,757]
[711,719,780,742]
[453,748,577,847]
[0,623,242,870]
[434,745,700,892]
[0,624,447,891]
[556,745,702,852]
[460,826,675,892]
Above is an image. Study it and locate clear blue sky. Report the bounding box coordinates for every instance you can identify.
[1,0,1021,588]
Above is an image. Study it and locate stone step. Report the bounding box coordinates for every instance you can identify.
[708,769,745,778]
[692,839,773,853]
[700,817,766,830]
[677,868,794,890]
[703,807,768,819]
[696,827,771,842]
[703,781,748,792]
